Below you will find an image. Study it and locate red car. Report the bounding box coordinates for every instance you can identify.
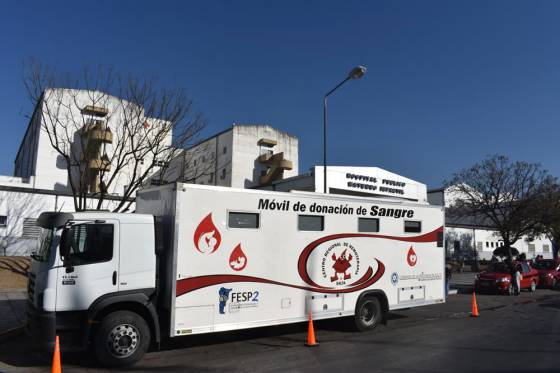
[531,259,560,288]
[475,261,539,295]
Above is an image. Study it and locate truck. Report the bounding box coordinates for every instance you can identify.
[26,183,445,367]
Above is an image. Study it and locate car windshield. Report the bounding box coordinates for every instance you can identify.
[34,228,54,262]
[532,261,554,270]
[488,262,511,273]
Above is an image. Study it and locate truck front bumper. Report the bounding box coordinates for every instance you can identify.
[26,302,88,352]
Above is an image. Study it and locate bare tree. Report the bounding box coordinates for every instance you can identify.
[23,60,206,212]
[445,155,559,259]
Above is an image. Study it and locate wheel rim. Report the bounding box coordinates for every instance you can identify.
[107,324,140,358]
[360,301,377,326]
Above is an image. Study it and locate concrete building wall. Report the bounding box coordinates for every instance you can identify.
[13,88,171,196]
[0,184,126,255]
[445,226,553,260]
[156,124,298,189]
[231,124,298,188]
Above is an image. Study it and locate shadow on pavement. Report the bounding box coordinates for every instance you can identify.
[0,315,405,370]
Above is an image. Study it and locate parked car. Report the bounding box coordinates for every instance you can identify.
[531,259,560,288]
[475,261,539,295]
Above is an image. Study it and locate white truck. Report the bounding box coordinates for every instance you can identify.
[27,183,445,367]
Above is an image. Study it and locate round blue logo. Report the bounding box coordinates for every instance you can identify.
[391,272,399,286]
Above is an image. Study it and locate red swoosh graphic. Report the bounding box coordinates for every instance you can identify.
[176,259,385,297]
[297,226,443,289]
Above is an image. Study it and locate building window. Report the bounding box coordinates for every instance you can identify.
[223,146,227,154]
[221,168,226,180]
[476,242,483,252]
[404,220,421,233]
[486,242,489,248]
[543,244,550,252]
[228,212,260,229]
[0,216,6,227]
[209,173,214,183]
[358,218,379,233]
[491,242,494,248]
[202,156,206,163]
[528,244,536,253]
[22,218,41,239]
[298,215,324,231]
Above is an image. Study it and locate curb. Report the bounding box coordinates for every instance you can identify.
[0,326,24,343]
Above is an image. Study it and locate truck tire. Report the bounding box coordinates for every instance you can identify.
[93,310,151,367]
[354,296,382,332]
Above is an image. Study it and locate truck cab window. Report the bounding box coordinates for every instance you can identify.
[63,224,114,265]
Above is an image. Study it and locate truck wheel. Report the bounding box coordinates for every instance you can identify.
[354,296,382,332]
[529,281,537,292]
[93,310,150,367]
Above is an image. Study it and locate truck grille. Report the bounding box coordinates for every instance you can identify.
[28,272,36,301]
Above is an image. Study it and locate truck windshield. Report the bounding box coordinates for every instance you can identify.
[34,228,54,262]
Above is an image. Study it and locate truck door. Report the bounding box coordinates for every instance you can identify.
[55,220,120,311]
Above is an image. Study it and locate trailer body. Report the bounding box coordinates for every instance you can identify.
[136,184,445,337]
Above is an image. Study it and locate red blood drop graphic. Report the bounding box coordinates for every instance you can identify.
[193,213,221,254]
[229,244,248,271]
[407,246,417,267]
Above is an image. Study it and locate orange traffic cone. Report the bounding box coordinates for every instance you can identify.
[305,312,319,347]
[52,335,61,373]
[471,292,479,317]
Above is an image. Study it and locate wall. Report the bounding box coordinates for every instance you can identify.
[231,124,299,188]
[14,88,172,196]
[0,187,126,256]
[445,226,553,260]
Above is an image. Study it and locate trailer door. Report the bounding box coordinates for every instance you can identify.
[55,220,120,311]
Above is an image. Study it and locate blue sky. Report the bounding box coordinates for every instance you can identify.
[1,0,559,188]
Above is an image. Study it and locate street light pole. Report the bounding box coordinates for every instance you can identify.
[323,66,367,194]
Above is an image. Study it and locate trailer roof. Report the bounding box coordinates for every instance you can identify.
[138,183,444,210]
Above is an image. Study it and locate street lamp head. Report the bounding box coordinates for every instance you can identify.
[348,65,367,80]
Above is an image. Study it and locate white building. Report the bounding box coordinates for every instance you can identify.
[15,88,171,195]
[259,166,429,204]
[428,187,553,260]
[155,124,298,188]
[1,88,171,254]
[0,176,124,255]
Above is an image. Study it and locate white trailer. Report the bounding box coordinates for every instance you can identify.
[26,183,445,367]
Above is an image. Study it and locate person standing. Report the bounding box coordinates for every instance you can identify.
[515,265,523,295]
[509,262,519,295]
[445,263,452,297]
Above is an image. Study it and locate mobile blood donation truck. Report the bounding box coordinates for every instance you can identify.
[26,183,445,367]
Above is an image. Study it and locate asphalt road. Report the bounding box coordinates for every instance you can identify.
[1,289,559,373]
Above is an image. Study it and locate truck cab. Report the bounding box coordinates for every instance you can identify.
[26,211,158,366]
